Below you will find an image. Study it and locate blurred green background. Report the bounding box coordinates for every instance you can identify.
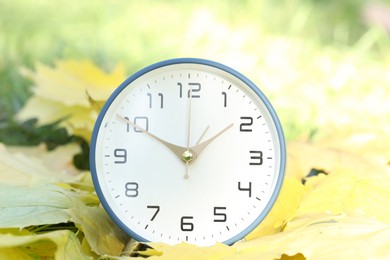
[1,0,389,151]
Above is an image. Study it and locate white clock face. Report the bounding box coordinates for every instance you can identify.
[91,59,285,246]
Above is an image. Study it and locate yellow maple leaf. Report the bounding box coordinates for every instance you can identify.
[235,214,390,259]
[67,201,129,256]
[132,215,390,259]
[0,230,88,260]
[20,60,125,106]
[245,177,307,239]
[17,59,125,141]
[298,170,390,224]
[17,96,98,141]
[285,140,390,223]
[141,242,235,260]
[285,141,388,181]
[317,125,390,168]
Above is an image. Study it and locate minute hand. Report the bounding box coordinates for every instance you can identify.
[116,114,186,161]
[190,123,234,158]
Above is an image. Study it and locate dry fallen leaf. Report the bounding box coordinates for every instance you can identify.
[286,141,388,181]
[17,59,125,141]
[0,230,87,260]
[245,177,307,239]
[316,125,390,168]
[128,214,390,259]
[7,143,81,176]
[19,60,125,106]
[67,202,129,256]
[298,170,390,224]
[0,143,81,187]
[234,214,390,259]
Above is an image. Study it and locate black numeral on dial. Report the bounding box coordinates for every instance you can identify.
[249,150,263,165]
[213,207,227,222]
[180,216,194,232]
[147,93,163,108]
[238,182,252,197]
[147,205,160,221]
[114,149,127,164]
[239,117,253,132]
[222,92,227,107]
[178,82,201,98]
[125,182,139,197]
[125,116,149,132]
[133,116,149,132]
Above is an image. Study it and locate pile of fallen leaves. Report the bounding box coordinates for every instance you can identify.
[1,50,390,259]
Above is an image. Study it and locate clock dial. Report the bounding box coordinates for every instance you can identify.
[90,58,285,246]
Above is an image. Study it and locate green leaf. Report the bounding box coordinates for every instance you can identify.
[0,119,72,150]
[0,184,72,228]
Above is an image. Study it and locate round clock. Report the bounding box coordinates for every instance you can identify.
[90,58,286,246]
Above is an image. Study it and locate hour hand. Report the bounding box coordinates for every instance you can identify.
[116,114,187,161]
[190,123,234,158]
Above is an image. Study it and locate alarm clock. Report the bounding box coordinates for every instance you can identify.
[90,58,286,246]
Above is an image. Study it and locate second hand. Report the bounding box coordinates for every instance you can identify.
[184,86,193,179]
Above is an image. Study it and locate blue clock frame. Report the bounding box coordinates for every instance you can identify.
[90,58,286,245]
